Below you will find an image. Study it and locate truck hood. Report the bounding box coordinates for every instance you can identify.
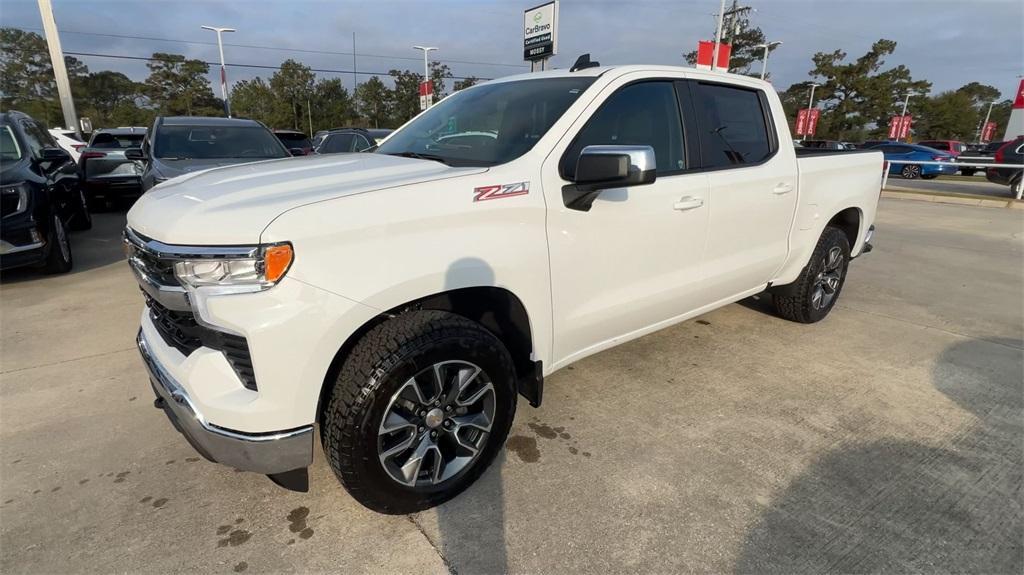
[127,153,486,245]
[152,157,272,179]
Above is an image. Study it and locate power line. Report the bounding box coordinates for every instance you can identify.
[10,25,529,69]
[62,50,491,81]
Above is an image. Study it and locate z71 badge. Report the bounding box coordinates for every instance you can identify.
[473,181,530,202]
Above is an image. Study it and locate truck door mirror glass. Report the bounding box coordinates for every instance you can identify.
[563,145,656,211]
[38,147,70,162]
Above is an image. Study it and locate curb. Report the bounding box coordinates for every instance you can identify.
[882,188,1023,210]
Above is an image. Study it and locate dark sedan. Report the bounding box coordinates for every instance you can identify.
[985,137,1023,197]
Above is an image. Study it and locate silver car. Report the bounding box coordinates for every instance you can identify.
[79,127,146,206]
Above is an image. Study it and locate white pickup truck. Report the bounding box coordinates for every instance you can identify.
[126,62,881,514]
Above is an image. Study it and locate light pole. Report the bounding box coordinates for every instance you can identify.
[755,40,782,80]
[801,83,821,142]
[412,45,438,109]
[201,25,235,117]
[896,91,922,142]
[978,101,997,142]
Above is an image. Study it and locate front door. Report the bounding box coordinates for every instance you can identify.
[542,77,710,367]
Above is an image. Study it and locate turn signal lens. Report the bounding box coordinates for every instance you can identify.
[262,244,293,283]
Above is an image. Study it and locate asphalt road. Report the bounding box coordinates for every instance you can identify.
[2,198,1021,573]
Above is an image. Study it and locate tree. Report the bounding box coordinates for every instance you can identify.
[797,39,930,140]
[0,27,89,126]
[230,77,276,125]
[683,3,773,76]
[77,71,143,126]
[453,76,480,92]
[429,61,452,100]
[311,78,357,131]
[916,90,978,140]
[269,59,315,130]
[388,68,423,125]
[143,52,219,116]
[355,76,392,129]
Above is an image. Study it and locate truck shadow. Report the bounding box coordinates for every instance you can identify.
[734,336,1023,573]
[425,257,510,574]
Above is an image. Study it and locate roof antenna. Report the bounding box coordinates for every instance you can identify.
[570,54,600,73]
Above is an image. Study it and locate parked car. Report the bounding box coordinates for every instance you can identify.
[985,136,1023,197]
[126,116,292,192]
[957,140,1011,176]
[1,111,91,273]
[127,64,882,511]
[365,128,393,143]
[79,127,147,207]
[917,140,967,158]
[869,142,957,179]
[313,128,377,154]
[48,127,86,162]
[273,129,313,155]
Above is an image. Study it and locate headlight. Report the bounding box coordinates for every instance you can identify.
[1,183,30,218]
[173,243,293,290]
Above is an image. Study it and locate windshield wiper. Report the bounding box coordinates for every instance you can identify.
[383,151,451,165]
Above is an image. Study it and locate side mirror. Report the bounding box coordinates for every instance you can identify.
[38,147,71,163]
[124,147,147,161]
[288,148,306,157]
[563,145,656,211]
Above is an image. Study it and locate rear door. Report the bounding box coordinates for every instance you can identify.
[689,80,798,300]
[82,132,145,182]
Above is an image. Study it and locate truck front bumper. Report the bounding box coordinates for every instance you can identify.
[138,329,314,475]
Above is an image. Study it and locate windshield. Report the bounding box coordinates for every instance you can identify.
[0,126,22,161]
[376,77,596,167]
[153,125,288,160]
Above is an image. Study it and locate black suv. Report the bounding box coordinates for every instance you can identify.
[127,116,292,192]
[312,128,379,154]
[1,111,91,274]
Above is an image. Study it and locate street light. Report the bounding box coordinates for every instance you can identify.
[896,91,924,142]
[755,40,782,80]
[201,25,235,117]
[802,83,821,142]
[412,45,438,109]
[978,101,997,142]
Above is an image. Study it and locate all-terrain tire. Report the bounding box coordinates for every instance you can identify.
[321,310,517,514]
[772,226,850,323]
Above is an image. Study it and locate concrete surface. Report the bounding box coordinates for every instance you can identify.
[2,199,1021,573]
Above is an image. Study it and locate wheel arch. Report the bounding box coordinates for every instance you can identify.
[316,286,542,423]
[826,206,862,250]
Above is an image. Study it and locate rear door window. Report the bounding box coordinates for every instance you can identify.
[693,83,773,168]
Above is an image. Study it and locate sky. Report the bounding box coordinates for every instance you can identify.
[2,0,1022,103]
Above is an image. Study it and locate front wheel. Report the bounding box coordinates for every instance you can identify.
[321,310,517,514]
[772,226,850,323]
[901,164,921,179]
[42,214,73,274]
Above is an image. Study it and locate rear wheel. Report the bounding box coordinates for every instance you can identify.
[1012,177,1022,199]
[772,226,850,323]
[321,310,517,514]
[901,164,921,179]
[42,214,73,274]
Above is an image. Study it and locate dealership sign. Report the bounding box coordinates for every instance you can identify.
[981,121,997,142]
[524,1,558,61]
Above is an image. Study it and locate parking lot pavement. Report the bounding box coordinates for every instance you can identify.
[1,198,1021,573]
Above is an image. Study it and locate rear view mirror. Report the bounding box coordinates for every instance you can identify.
[124,147,147,161]
[563,145,656,211]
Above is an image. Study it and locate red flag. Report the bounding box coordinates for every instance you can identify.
[696,41,732,71]
[807,109,821,136]
[981,121,997,142]
[796,109,809,136]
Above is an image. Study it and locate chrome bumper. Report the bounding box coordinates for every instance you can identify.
[137,329,313,475]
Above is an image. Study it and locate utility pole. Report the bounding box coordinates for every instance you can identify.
[201,26,236,117]
[37,0,80,137]
[756,40,782,80]
[352,32,358,93]
[713,0,752,72]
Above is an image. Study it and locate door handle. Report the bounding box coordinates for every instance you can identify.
[772,183,794,195]
[673,196,704,211]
